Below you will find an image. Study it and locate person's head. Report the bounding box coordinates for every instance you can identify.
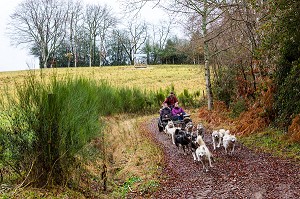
[163,102,168,108]
[174,102,179,107]
[170,91,175,97]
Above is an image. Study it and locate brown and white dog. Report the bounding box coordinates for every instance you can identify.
[223,133,237,155]
[193,136,213,172]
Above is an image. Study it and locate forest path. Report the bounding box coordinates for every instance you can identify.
[145,118,300,199]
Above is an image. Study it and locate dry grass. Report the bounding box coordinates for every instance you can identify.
[7,114,163,198]
[100,114,163,198]
[288,114,300,143]
[197,101,234,133]
[0,65,205,96]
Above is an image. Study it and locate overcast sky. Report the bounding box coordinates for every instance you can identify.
[0,0,169,72]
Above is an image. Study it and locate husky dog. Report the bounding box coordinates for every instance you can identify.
[212,130,221,150]
[196,123,205,139]
[223,133,237,155]
[164,120,178,144]
[190,132,199,158]
[173,129,191,154]
[185,121,194,133]
[212,129,230,149]
[193,136,213,172]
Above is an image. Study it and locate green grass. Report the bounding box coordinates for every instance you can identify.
[239,128,300,160]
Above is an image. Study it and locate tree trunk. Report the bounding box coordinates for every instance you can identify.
[202,0,213,110]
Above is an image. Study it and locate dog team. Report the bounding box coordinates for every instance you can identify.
[164,120,237,172]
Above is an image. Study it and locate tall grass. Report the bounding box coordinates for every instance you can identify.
[0,75,105,186]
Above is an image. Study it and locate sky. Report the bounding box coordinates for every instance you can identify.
[0,0,169,72]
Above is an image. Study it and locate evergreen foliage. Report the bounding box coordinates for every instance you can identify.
[269,0,300,128]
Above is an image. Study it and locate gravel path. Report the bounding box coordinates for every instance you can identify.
[146,118,300,199]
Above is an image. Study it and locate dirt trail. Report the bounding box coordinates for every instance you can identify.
[146,119,300,199]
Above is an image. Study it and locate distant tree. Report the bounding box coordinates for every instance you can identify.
[143,20,173,64]
[84,4,106,67]
[108,30,130,65]
[8,0,69,68]
[97,6,118,66]
[162,38,177,64]
[67,0,84,67]
[115,20,148,65]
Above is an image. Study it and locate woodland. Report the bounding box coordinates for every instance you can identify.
[0,0,300,198]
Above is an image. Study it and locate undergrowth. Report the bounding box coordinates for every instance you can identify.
[197,100,300,161]
[239,128,300,161]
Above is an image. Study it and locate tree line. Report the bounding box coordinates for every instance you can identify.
[8,0,204,68]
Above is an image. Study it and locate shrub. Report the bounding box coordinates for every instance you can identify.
[287,114,300,143]
[0,75,105,186]
[274,62,300,128]
[230,98,248,118]
[212,67,237,107]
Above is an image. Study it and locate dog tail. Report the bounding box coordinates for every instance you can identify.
[196,135,205,146]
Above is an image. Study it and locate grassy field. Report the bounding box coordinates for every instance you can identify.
[0,64,205,198]
[0,65,206,97]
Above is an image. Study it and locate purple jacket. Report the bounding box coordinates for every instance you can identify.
[172,107,184,116]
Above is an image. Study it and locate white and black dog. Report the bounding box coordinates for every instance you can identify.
[223,133,237,155]
[193,136,213,172]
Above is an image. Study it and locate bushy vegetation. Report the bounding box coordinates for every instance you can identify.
[269,0,300,131]
[250,0,300,142]
[239,129,300,161]
[274,63,300,129]
[0,75,106,186]
[212,67,237,108]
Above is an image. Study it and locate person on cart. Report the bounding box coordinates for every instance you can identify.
[163,91,178,109]
[171,102,186,121]
[160,102,172,120]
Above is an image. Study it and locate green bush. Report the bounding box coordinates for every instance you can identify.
[230,98,248,118]
[212,67,237,107]
[274,62,300,128]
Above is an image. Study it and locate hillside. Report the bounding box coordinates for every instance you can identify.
[0,65,299,198]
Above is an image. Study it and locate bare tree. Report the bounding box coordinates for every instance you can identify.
[84,4,108,67]
[8,0,69,68]
[147,19,173,63]
[207,0,267,101]
[126,0,229,110]
[115,19,148,65]
[97,6,118,66]
[67,0,83,67]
